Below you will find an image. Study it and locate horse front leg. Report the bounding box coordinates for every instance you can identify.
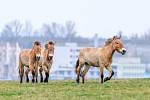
[80,65,90,84]
[45,64,52,83]
[44,65,49,83]
[35,62,39,83]
[104,66,114,82]
[100,67,104,84]
[39,66,43,82]
[30,64,35,83]
[25,67,30,83]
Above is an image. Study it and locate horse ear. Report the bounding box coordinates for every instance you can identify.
[118,33,121,39]
[113,36,117,40]
[32,42,35,47]
[53,41,56,44]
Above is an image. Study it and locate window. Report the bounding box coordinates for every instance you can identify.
[59,71,64,75]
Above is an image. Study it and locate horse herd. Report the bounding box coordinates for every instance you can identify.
[19,35,126,84]
[19,41,54,83]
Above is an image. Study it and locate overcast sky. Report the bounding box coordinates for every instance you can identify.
[0,0,150,38]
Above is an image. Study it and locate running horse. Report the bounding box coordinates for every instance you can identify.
[39,41,55,83]
[19,41,41,83]
[75,35,126,84]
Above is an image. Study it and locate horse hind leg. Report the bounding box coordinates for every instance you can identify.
[19,61,24,83]
[75,58,85,84]
[76,64,83,84]
[81,64,90,84]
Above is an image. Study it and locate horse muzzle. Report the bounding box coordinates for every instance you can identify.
[120,48,126,55]
[48,56,53,61]
[48,54,53,60]
[36,56,41,61]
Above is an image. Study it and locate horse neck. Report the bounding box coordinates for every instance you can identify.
[103,43,115,61]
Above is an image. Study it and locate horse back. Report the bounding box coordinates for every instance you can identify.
[79,47,102,66]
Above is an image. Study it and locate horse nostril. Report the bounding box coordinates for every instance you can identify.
[49,56,53,60]
[36,57,40,61]
[122,50,126,55]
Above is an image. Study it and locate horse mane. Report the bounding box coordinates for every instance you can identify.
[34,41,41,46]
[104,36,120,46]
[47,41,55,45]
[45,41,55,49]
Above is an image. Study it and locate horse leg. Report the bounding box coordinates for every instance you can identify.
[19,61,24,83]
[104,66,114,82]
[39,66,43,82]
[35,63,38,83]
[31,70,35,83]
[76,65,82,84]
[44,65,49,83]
[30,64,35,83]
[25,67,30,83]
[100,67,104,84]
[81,65,90,84]
[46,64,52,83]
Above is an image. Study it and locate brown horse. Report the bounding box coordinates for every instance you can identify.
[75,35,126,84]
[19,41,42,83]
[39,41,55,83]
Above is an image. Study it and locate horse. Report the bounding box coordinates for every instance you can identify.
[39,41,55,83]
[19,41,42,83]
[75,35,126,84]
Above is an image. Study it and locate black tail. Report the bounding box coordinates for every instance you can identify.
[75,58,79,74]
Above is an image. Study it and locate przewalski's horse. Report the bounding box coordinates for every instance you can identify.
[75,35,126,84]
[39,41,55,83]
[19,41,42,83]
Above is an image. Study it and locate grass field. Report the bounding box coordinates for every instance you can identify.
[0,78,150,100]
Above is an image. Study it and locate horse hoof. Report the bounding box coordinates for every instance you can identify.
[44,79,48,83]
[76,79,80,83]
[104,77,110,82]
[26,79,29,83]
[40,80,43,83]
[32,79,35,83]
[44,78,46,83]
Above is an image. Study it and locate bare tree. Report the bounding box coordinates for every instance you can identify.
[41,23,54,38]
[1,20,22,37]
[21,21,33,37]
[65,21,76,37]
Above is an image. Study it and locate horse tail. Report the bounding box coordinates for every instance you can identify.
[75,58,79,74]
[19,55,24,80]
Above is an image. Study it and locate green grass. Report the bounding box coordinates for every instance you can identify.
[0,78,150,100]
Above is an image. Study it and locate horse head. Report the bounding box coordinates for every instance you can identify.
[33,41,42,61]
[111,35,126,55]
[45,41,55,61]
